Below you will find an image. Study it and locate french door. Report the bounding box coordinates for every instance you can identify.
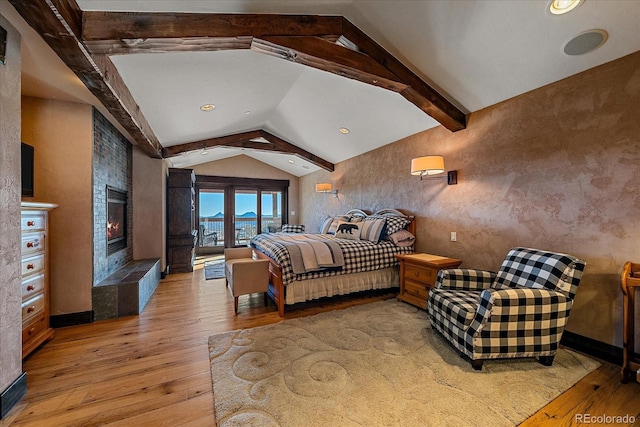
[196,176,288,254]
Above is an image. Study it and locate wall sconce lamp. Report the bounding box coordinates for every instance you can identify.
[316,183,338,197]
[410,155,457,185]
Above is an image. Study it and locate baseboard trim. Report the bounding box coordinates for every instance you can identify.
[0,372,26,419]
[50,310,94,328]
[561,331,622,366]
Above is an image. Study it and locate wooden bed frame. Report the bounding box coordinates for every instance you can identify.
[254,209,416,316]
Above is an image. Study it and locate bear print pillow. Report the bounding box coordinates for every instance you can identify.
[334,220,361,240]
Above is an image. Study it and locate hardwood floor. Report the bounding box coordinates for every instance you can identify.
[3,259,639,426]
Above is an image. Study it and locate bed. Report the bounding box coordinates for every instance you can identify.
[250,209,416,316]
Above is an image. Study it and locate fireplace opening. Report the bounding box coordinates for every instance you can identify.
[107,186,127,255]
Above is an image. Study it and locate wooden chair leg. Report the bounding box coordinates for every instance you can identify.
[539,355,555,366]
[234,296,238,315]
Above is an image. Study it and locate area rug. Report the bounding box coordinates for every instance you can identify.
[208,299,599,426]
[204,260,225,280]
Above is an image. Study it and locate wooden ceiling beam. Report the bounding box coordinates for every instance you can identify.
[85,36,254,55]
[8,0,163,158]
[82,12,343,40]
[341,18,466,131]
[258,36,399,82]
[162,130,334,172]
[259,130,334,172]
[80,11,466,131]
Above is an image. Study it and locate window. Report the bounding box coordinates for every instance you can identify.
[195,176,289,253]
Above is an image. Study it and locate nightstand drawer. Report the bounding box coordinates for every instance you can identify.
[405,264,436,285]
[404,279,430,300]
[22,274,45,301]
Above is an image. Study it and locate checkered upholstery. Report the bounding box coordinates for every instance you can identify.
[427,247,586,365]
[281,224,305,233]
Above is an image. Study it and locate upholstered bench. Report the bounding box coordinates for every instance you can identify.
[224,248,270,314]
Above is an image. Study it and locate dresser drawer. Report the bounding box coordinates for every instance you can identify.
[22,254,45,278]
[21,211,46,232]
[22,274,45,301]
[404,264,437,286]
[22,313,47,345]
[404,279,430,300]
[22,293,45,325]
[21,232,45,256]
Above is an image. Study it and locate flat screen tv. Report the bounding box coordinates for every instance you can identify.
[21,142,34,197]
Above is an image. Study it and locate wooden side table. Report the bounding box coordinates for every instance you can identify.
[621,261,640,383]
[397,253,462,309]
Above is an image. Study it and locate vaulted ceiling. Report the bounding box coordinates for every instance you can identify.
[7,0,640,176]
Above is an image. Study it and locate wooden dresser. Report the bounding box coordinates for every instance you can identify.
[21,202,57,358]
[397,253,462,309]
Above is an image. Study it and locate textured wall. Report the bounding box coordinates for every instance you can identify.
[132,147,165,269]
[21,97,93,315]
[0,13,22,393]
[192,154,300,224]
[300,51,640,347]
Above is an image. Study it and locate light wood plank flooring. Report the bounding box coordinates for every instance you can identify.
[3,258,639,426]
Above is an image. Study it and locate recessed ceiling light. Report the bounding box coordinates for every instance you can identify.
[339,127,350,134]
[244,110,251,115]
[288,159,295,164]
[564,29,608,55]
[200,104,215,112]
[548,0,583,15]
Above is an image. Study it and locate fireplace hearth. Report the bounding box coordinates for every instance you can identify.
[107,186,127,255]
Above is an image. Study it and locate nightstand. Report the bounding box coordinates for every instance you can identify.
[397,253,462,309]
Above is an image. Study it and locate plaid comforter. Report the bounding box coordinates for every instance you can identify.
[251,233,414,285]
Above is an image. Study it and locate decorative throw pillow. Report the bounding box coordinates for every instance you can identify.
[281,224,305,233]
[334,220,361,240]
[366,215,410,236]
[359,217,386,243]
[326,215,350,234]
[320,216,334,234]
[387,229,416,247]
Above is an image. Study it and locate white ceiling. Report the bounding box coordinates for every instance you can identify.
[10,0,640,176]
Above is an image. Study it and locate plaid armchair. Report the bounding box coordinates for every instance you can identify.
[427,247,586,370]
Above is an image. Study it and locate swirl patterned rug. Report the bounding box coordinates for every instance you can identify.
[208,299,599,426]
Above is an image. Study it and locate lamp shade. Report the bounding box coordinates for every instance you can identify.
[411,155,445,176]
[315,183,332,193]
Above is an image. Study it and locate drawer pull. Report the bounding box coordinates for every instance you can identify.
[27,221,35,227]
[27,285,35,291]
[27,263,35,269]
[28,327,36,336]
[26,240,39,248]
[414,271,420,277]
[27,306,36,313]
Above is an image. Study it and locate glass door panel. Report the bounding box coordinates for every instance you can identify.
[234,190,257,246]
[198,189,224,251]
[262,191,283,233]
